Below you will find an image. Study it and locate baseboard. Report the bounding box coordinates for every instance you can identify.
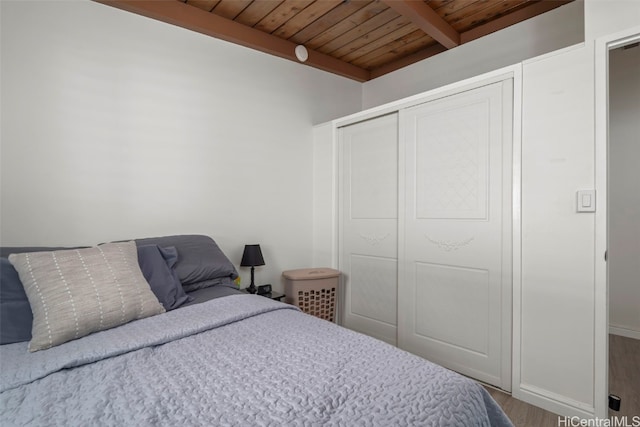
[609,325,640,340]
[513,383,595,419]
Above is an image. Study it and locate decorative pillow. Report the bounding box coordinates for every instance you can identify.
[8,241,165,352]
[137,245,192,310]
[1,246,89,345]
[0,258,33,344]
[134,235,239,290]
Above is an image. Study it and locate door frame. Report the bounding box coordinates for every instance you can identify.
[594,25,640,420]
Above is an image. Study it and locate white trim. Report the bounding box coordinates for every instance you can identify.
[594,32,609,422]
[510,64,523,398]
[333,64,521,129]
[331,124,339,272]
[594,24,640,421]
[609,326,640,340]
[334,124,343,325]
[518,383,596,419]
[499,77,515,393]
[521,42,585,66]
[397,107,407,355]
[607,34,640,50]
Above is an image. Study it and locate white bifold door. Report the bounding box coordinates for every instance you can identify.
[399,81,512,391]
[339,113,398,346]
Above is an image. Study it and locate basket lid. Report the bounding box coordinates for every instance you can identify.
[282,268,340,280]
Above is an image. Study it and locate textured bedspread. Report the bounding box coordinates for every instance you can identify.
[0,295,512,426]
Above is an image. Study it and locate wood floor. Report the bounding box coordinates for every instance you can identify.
[608,334,640,419]
[484,334,640,427]
[484,386,559,426]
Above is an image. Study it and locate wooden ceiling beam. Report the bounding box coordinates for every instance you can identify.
[94,0,371,82]
[381,0,460,49]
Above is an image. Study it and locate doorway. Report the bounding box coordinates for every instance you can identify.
[607,41,640,419]
[594,26,640,419]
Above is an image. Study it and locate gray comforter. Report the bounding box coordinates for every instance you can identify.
[0,295,512,426]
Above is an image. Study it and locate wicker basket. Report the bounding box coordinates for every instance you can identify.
[283,268,340,322]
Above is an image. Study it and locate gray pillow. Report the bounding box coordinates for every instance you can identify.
[0,258,33,344]
[137,245,193,310]
[181,276,237,292]
[134,235,238,289]
[9,241,165,352]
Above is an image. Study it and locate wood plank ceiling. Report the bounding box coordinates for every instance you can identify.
[97,0,573,81]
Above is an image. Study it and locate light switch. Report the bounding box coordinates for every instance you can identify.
[577,190,596,213]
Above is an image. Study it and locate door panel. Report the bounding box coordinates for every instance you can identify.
[399,81,512,390]
[414,263,490,356]
[350,255,397,325]
[414,100,489,220]
[339,114,398,346]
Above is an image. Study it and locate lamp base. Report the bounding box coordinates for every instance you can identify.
[246,283,257,294]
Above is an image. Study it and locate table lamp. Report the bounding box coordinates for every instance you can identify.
[240,244,265,294]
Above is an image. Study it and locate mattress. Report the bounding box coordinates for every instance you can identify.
[0,294,512,426]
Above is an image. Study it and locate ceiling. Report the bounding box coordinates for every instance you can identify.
[98,0,573,81]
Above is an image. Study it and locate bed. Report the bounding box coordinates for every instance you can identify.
[0,235,513,426]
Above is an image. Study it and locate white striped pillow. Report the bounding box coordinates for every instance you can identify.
[9,241,165,352]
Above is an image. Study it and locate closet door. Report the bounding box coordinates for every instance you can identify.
[399,81,512,390]
[339,114,398,346]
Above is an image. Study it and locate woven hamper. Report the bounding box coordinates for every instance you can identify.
[283,268,340,322]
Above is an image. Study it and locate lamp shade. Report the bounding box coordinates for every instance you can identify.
[240,244,265,267]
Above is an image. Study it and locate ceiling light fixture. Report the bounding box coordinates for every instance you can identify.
[295,45,308,63]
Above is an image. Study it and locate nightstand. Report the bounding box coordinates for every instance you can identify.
[260,291,285,301]
[241,289,286,301]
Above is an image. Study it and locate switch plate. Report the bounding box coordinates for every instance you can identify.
[577,190,596,212]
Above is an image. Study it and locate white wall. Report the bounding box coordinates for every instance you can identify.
[0,0,362,290]
[361,0,584,109]
[312,122,336,269]
[585,0,640,40]
[517,45,596,416]
[608,45,640,338]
